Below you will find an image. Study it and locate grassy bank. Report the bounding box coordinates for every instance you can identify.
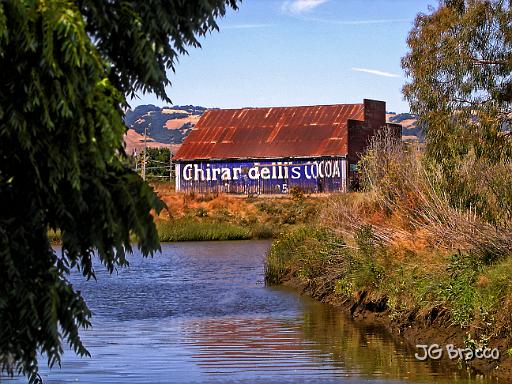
[265,131,512,379]
[265,222,512,377]
[155,218,251,241]
[266,223,512,335]
[151,184,322,242]
[50,186,323,243]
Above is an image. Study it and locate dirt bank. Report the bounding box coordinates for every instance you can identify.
[284,276,512,381]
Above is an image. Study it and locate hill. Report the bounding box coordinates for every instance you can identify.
[123,105,207,155]
[386,112,423,142]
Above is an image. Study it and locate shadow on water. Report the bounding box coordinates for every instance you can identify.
[13,241,496,383]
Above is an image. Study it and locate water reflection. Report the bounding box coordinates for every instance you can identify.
[180,296,488,383]
[16,241,494,383]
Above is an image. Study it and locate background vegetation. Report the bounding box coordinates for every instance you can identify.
[133,147,174,180]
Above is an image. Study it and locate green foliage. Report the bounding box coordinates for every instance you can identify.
[440,252,481,326]
[265,226,346,285]
[355,225,375,259]
[0,0,238,382]
[134,147,173,180]
[402,0,512,226]
[289,186,305,201]
[334,277,354,296]
[249,223,275,240]
[266,227,322,285]
[255,198,319,226]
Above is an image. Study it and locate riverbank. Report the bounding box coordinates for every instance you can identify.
[265,212,512,380]
[263,132,512,380]
[49,183,324,243]
[151,182,323,241]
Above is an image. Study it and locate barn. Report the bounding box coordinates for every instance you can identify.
[173,99,400,194]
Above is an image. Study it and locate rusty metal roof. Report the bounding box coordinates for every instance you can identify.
[174,103,365,160]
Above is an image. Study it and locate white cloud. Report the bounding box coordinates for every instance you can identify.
[351,67,400,78]
[282,0,329,15]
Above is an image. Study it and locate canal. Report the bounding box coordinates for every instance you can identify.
[21,241,492,383]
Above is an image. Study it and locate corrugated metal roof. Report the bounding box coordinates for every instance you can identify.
[174,103,365,160]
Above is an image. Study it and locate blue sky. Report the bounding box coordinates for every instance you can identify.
[130,0,436,113]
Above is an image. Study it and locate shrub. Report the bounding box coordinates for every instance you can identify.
[321,128,512,260]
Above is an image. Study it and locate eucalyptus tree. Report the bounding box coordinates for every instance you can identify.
[402,0,512,225]
[0,1,238,382]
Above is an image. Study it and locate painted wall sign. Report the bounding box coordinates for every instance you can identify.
[176,158,347,194]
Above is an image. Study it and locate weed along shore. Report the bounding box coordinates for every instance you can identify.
[264,128,512,380]
[152,182,323,242]
[265,221,512,380]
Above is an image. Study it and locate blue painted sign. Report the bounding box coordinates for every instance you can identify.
[176,158,347,194]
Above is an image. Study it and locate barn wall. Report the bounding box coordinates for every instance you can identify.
[346,100,388,189]
[176,157,347,194]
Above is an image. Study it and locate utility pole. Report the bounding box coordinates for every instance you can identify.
[169,150,173,182]
[142,125,147,181]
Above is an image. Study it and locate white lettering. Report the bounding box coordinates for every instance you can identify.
[277,162,284,179]
[183,164,193,181]
[324,161,332,177]
[462,348,474,361]
[205,165,211,181]
[318,161,324,178]
[212,168,221,181]
[260,167,271,180]
[418,344,501,361]
[182,160,348,184]
[248,166,259,180]
[310,162,318,178]
[233,167,242,180]
[291,166,301,179]
[415,345,429,361]
[194,165,205,181]
[428,344,443,360]
[221,168,231,181]
[283,162,290,179]
[332,161,341,178]
[446,344,459,360]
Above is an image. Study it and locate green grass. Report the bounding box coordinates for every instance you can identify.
[265,226,346,285]
[265,225,512,341]
[50,218,277,245]
[156,218,252,242]
[48,195,321,244]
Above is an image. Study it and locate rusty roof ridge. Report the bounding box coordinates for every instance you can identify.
[201,102,365,112]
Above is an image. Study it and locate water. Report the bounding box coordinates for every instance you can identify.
[9,241,492,383]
